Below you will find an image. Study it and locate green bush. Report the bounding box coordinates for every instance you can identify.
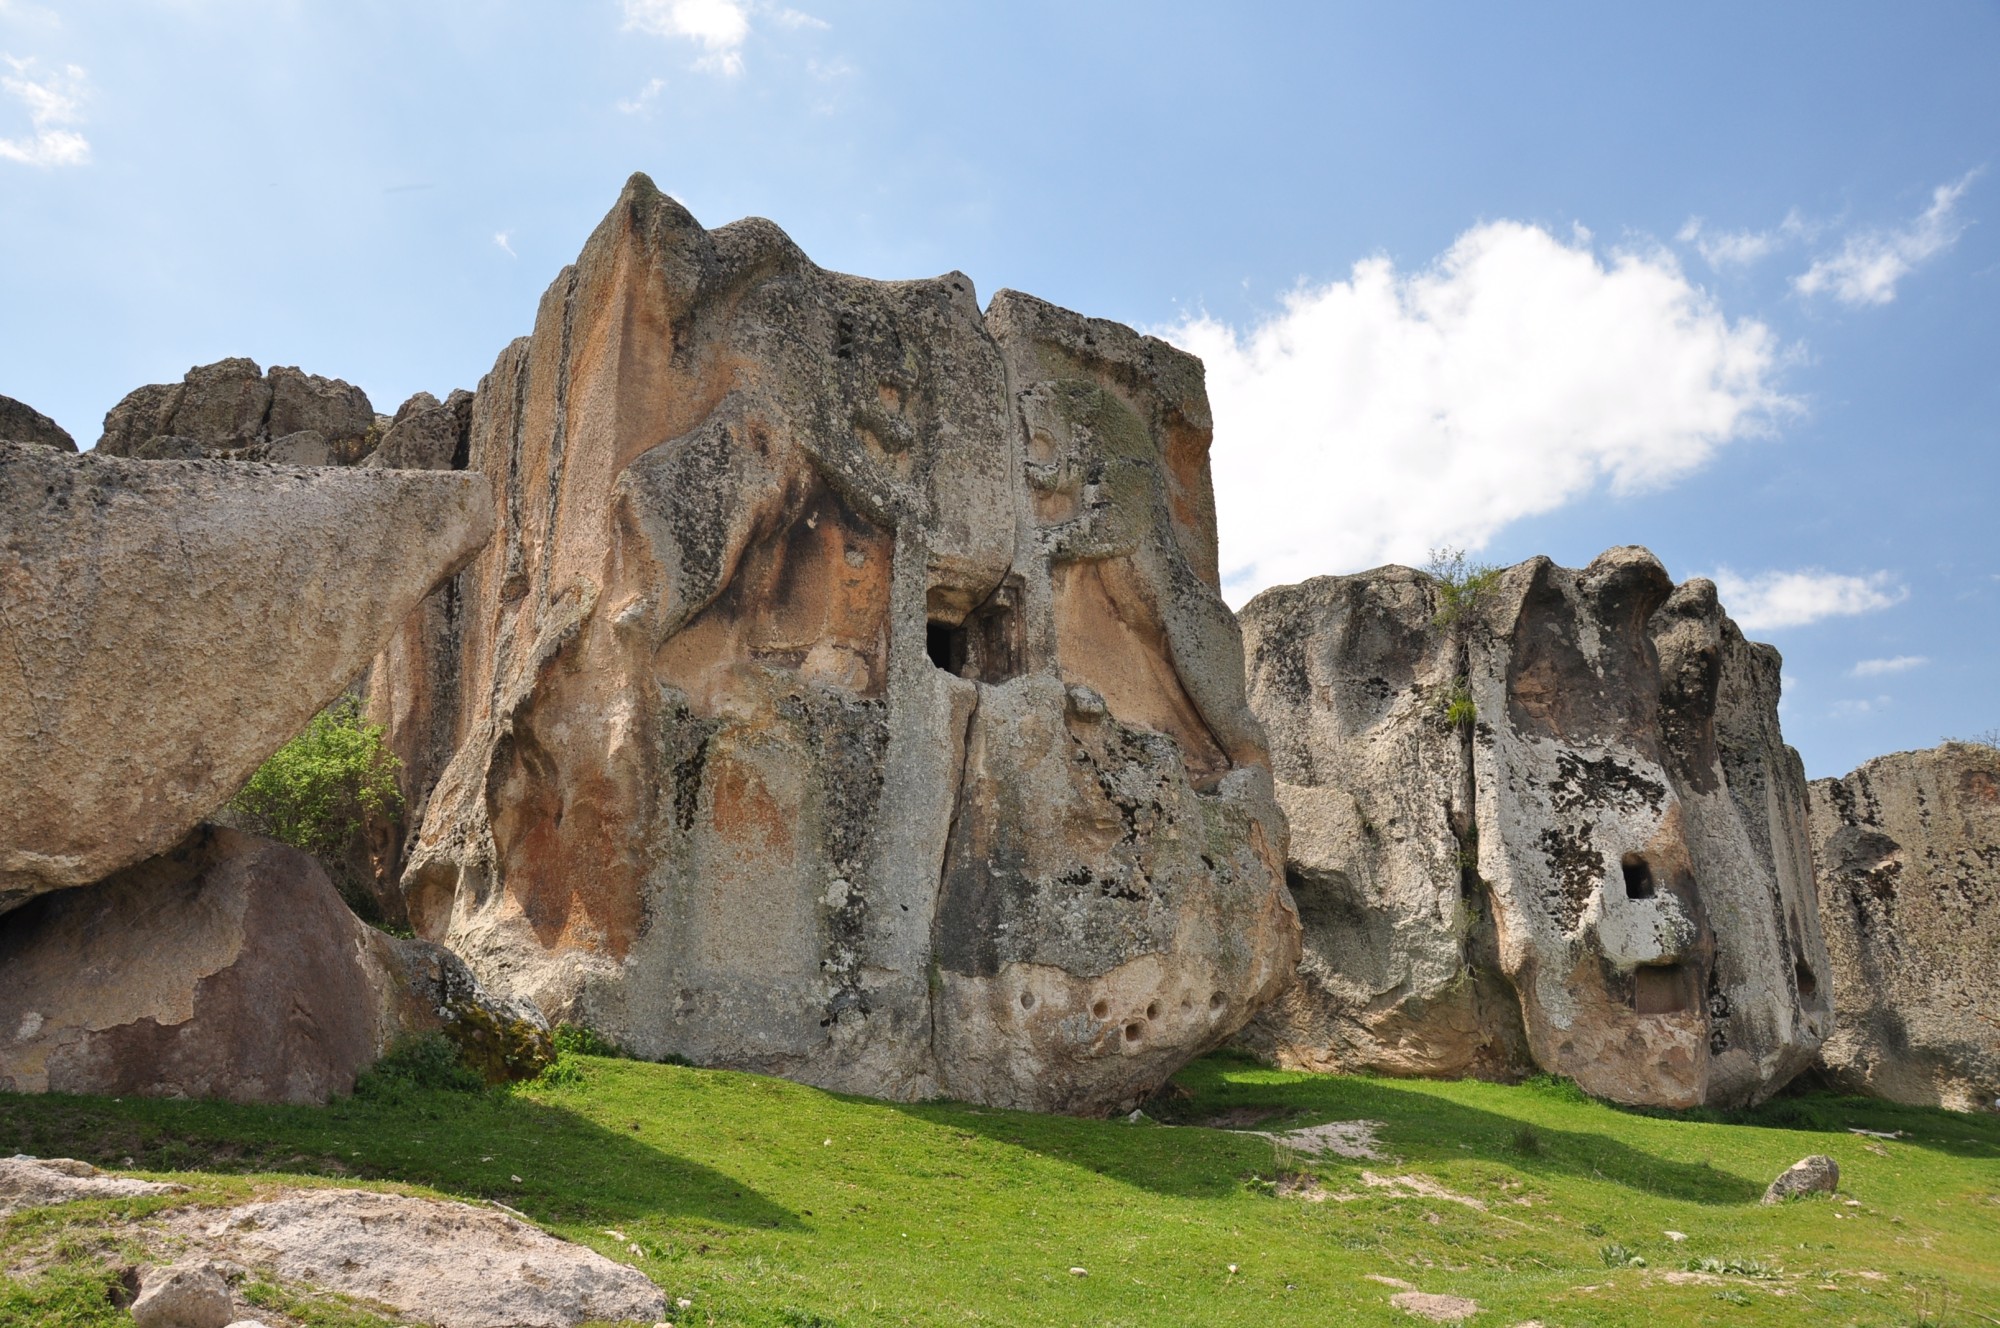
[1425,546,1502,627]
[1440,677,1477,729]
[230,697,401,863]
[353,1033,486,1101]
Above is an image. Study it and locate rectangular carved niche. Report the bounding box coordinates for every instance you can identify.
[926,580,1021,684]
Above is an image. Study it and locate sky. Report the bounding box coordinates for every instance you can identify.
[2,1,1995,779]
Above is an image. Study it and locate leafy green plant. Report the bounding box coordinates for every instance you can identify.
[1600,1242,1645,1268]
[1440,678,1477,729]
[1425,546,1502,627]
[228,696,401,871]
[353,1033,485,1102]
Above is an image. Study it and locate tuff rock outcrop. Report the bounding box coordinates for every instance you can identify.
[0,824,544,1103]
[1808,742,2000,1110]
[96,358,382,465]
[373,173,1297,1114]
[0,392,75,450]
[1239,549,1832,1107]
[0,442,492,908]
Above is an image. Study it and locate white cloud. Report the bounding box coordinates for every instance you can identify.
[0,55,89,168]
[1832,696,1893,719]
[775,7,829,29]
[623,0,749,75]
[1850,654,1928,678]
[1678,210,1809,270]
[1709,567,1907,631]
[1163,221,1792,601]
[617,77,667,114]
[493,231,516,258]
[1794,172,1979,305]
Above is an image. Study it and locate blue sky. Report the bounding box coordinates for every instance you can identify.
[2,1,1994,778]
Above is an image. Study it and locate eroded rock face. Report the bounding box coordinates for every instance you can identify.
[0,443,492,906]
[96,359,381,464]
[1240,549,1831,1107]
[1808,743,2000,1110]
[0,392,75,450]
[0,826,535,1103]
[380,173,1296,1113]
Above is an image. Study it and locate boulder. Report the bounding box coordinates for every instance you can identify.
[0,443,492,908]
[377,173,1297,1114]
[1761,1153,1839,1203]
[0,825,542,1103]
[176,1188,666,1328]
[0,392,75,450]
[1808,742,2000,1110]
[96,359,378,463]
[1239,550,1832,1108]
[131,1262,235,1328]
[363,388,474,471]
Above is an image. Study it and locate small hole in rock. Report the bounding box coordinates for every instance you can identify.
[1145,1002,1159,1020]
[926,621,966,675]
[1794,958,1819,1001]
[1208,991,1226,1011]
[1123,1022,1143,1042]
[1620,853,1656,901]
[1091,999,1109,1018]
[1019,991,1036,1010]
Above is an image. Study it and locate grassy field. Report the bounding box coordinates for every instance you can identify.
[3,1048,1997,1327]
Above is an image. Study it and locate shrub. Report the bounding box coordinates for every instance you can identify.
[1440,677,1477,729]
[228,698,401,911]
[353,1033,485,1101]
[1424,547,1503,627]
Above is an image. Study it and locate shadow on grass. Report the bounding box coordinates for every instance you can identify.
[0,1085,801,1233]
[893,1053,1765,1205]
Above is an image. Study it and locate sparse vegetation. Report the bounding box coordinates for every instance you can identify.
[1424,546,1503,627]
[1440,677,1477,729]
[227,697,401,916]
[1952,728,2000,750]
[2,1052,1996,1325]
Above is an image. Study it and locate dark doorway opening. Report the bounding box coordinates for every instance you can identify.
[1633,963,1693,1015]
[1620,852,1656,901]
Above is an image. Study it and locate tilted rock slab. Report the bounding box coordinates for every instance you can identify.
[0,443,492,908]
[177,1189,666,1328]
[0,825,539,1102]
[0,392,76,451]
[379,173,1298,1114]
[1239,549,1832,1107]
[1808,742,2000,1110]
[0,1156,185,1217]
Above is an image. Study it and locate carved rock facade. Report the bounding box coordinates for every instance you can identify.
[1239,549,1832,1108]
[377,174,1298,1114]
[1808,743,2000,1110]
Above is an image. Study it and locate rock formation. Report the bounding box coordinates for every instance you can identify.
[0,442,492,908]
[1808,742,2000,1110]
[96,358,382,465]
[0,392,75,450]
[373,173,1297,1114]
[0,824,543,1103]
[1239,549,1832,1108]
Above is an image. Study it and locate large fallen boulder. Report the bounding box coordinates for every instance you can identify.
[1808,742,2000,1110]
[377,173,1297,1114]
[0,392,75,450]
[0,443,492,909]
[95,359,381,464]
[1239,549,1832,1107]
[0,825,543,1103]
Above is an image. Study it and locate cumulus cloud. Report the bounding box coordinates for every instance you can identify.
[1709,567,1907,631]
[1850,654,1928,678]
[1795,172,1979,305]
[617,77,667,114]
[1163,221,1792,602]
[775,7,830,29]
[0,55,89,168]
[1677,210,1809,270]
[623,0,750,75]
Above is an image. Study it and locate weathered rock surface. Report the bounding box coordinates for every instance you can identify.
[178,1188,666,1328]
[132,1262,235,1328]
[0,1156,185,1216]
[1239,549,1832,1107]
[378,173,1297,1113]
[0,392,75,450]
[1808,742,2000,1110]
[1762,1153,1839,1203]
[363,387,474,472]
[96,359,380,463]
[0,443,492,907]
[0,825,540,1103]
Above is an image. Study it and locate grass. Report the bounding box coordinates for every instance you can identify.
[3,1050,1997,1326]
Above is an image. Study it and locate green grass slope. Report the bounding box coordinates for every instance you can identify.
[4,1050,1996,1326]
